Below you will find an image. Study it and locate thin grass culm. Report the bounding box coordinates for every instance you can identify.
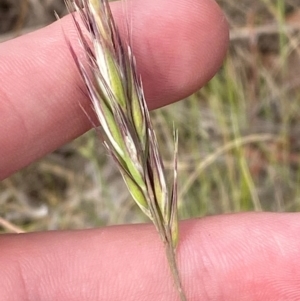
[64,0,187,300]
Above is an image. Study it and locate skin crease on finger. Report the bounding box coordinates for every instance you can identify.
[0,0,228,179]
[1,213,300,300]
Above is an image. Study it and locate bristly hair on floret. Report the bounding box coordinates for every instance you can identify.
[63,1,186,300]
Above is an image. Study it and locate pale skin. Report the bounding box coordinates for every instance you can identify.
[1,0,300,300]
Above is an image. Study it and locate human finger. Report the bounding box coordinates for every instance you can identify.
[0,0,228,179]
[1,213,299,300]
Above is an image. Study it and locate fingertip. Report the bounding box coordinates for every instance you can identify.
[114,0,229,108]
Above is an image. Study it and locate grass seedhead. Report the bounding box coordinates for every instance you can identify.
[64,0,186,299]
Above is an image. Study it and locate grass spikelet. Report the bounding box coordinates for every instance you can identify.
[64,0,187,299]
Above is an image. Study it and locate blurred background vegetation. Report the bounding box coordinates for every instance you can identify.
[1,0,300,233]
